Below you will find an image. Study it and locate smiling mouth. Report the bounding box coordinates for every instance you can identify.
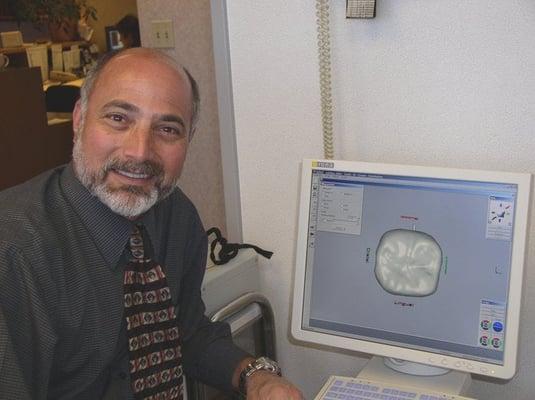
[112,168,153,180]
[102,158,164,186]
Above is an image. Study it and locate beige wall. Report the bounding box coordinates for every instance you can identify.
[88,0,138,53]
[137,0,227,235]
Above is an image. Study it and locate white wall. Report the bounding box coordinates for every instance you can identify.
[224,1,535,399]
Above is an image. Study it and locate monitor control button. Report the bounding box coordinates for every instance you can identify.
[441,359,448,366]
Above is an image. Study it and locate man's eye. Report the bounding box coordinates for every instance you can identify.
[107,114,126,123]
[159,126,183,138]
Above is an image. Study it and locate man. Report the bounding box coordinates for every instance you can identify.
[0,48,302,399]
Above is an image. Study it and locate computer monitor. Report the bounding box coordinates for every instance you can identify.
[291,159,531,380]
[105,26,124,52]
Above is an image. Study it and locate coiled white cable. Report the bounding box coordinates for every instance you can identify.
[316,0,335,159]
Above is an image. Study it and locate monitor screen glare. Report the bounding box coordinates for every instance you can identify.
[291,159,531,379]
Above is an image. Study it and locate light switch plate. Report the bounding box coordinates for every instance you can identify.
[151,19,175,48]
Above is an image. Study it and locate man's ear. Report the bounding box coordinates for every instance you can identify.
[72,99,83,140]
[188,127,197,142]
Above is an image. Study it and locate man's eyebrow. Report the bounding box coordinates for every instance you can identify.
[100,101,187,129]
[101,100,140,113]
[156,114,186,129]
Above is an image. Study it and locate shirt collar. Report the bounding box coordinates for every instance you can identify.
[59,163,158,270]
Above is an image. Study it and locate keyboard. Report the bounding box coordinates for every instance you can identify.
[315,376,475,400]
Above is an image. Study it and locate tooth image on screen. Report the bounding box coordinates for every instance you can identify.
[375,229,442,297]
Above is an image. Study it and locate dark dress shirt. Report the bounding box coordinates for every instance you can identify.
[0,164,249,399]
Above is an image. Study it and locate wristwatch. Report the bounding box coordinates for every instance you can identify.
[238,356,282,396]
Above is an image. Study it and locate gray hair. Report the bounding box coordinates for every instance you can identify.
[79,49,200,140]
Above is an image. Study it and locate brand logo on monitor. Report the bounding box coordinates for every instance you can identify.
[313,161,334,169]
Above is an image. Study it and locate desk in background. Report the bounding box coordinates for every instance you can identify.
[0,40,89,69]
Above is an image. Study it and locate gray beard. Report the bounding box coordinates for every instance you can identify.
[72,136,178,218]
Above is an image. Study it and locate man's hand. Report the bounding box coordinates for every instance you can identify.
[246,370,303,400]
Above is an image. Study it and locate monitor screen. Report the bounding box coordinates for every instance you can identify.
[291,159,531,380]
[105,26,124,52]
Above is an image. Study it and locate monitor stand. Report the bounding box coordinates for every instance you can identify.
[357,356,472,396]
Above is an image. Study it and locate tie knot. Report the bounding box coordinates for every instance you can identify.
[129,225,145,260]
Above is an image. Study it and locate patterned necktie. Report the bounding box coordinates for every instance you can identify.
[123,225,183,400]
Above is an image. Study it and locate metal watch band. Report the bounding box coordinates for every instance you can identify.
[238,356,282,396]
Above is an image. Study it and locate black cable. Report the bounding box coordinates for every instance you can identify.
[206,227,273,265]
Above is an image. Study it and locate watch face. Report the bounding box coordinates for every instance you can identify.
[247,357,281,376]
[256,357,280,373]
[239,357,282,395]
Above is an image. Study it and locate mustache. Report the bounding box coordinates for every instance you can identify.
[102,158,164,178]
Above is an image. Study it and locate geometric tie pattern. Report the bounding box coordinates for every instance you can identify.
[124,225,183,400]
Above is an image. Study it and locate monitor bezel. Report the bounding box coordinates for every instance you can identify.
[291,159,531,380]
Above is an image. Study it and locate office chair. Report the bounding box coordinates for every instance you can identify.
[45,84,80,113]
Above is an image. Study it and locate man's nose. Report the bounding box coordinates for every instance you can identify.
[122,126,153,160]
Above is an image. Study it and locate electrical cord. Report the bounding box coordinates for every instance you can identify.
[316,0,335,159]
[207,227,274,266]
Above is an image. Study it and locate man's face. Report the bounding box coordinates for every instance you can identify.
[72,52,193,218]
